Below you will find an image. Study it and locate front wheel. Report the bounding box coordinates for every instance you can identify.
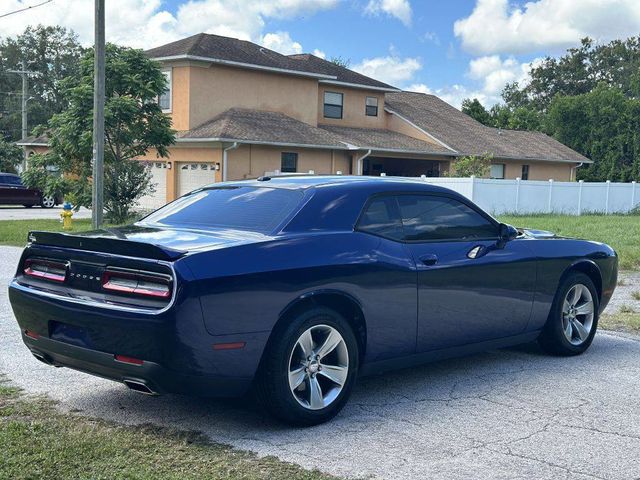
[41,195,56,208]
[538,272,599,356]
[255,307,359,426]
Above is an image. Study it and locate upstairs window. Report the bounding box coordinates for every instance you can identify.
[158,71,171,112]
[365,96,378,116]
[324,91,343,119]
[521,164,529,180]
[281,152,298,173]
[490,163,505,179]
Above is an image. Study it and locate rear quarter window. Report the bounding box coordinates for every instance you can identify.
[140,186,304,233]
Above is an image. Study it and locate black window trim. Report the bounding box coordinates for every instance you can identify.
[323,91,344,119]
[354,191,501,244]
[365,96,378,117]
[281,151,298,173]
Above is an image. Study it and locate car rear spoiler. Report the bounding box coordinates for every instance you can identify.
[27,230,186,261]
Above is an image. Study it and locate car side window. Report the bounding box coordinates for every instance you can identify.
[356,196,404,241]
[396,195,498,242]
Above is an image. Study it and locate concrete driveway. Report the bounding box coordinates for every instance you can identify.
[1,244,639,480]
[0,206,92,220]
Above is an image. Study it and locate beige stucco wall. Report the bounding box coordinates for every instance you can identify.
[384,112,446,148]
[317,85,386,129]
[498,160,576,181]
[179,64,320,129]
[227,144,351,180]
[166,66,191,131]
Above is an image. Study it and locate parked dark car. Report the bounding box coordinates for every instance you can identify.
[0,172,58,208]
[9,176,617,425]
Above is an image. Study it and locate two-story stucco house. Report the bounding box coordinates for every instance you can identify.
[19,33,591,209]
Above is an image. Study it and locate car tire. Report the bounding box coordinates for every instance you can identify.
[254,307,359,426]
[538,272,599,356]
[41,195,56,209]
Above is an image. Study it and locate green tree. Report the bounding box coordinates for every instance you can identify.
[27,44,175,223]
[547,85,640,182]
[447,154,493,178]
[329,56,350,68]
[461,98,492,126]
[0,137,23,172]
[0,25,84,140]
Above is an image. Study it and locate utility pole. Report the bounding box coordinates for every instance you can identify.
[8,60,37,172]
[91,0,105,229]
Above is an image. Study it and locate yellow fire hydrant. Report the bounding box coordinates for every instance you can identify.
[60,202,73,230]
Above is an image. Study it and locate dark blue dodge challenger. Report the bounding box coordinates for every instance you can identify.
[9,176,618,425]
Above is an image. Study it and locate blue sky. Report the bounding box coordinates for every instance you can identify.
[4,0,640,107]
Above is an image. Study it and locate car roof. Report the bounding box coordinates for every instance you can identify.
[221,175,455,194]
[0,172,20,177]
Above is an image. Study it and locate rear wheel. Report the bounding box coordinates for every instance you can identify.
[255,307,359,426]
[41,195,56,208]
[538,272,599,356]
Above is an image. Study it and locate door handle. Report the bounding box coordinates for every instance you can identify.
[419,254,438,266]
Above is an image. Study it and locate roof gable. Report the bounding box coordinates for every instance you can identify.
[385,91,591,164]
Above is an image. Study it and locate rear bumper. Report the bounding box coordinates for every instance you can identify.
[9,279,269,398]
[22,332,252,397]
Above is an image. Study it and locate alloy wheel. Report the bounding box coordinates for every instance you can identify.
[288,324,349,410]
[562,283,595,346]
[41,195,56,208]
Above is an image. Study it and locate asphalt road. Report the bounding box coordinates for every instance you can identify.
[1,245,639,480]
[0,206,92,220]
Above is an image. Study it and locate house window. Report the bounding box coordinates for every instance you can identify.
[281,152,298,173]
[490,163,505,179]
[158,70,171,112]
[324,91,343,119]
[521,164,529,180]
[365,96,378,116]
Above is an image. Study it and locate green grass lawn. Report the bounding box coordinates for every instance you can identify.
[600,312,640,334]
[499,214,640,270]
[0,378,334,480]
[0,218,105,247]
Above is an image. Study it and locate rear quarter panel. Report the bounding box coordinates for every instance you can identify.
[181,232,417,362]
[525,238,617,331]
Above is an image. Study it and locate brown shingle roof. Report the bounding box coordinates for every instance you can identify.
[146,34,393,89]
[288,54,397,90]
[320,125,453,155]
[177,108,348,148]
[385,91,591,163]
[16,134,50,146]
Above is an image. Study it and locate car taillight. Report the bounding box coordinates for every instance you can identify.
[102,269,172,299]
[23,258,68,283]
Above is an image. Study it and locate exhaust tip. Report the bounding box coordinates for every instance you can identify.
[123,379,157,395]
[31,351,54,366]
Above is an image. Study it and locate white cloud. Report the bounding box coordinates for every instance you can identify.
[454,0,640,55]
[407,83,486,109]
[260,31,302,54]
[0,0,339,49]
[467,55,540,99]
[353,55,421,86]
[364,0,412,26]
[312,49,327,59]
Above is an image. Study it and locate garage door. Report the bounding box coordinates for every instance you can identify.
[178,163,216,196]
[137,161,167,210]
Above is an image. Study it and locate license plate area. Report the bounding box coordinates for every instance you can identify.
[49,321,94,349]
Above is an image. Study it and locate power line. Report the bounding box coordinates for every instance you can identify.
[0,0,53,19]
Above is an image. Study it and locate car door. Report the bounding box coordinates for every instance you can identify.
[395,193,537,352]
[0,174,18,205]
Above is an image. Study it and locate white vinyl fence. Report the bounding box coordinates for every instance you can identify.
[418,177,639,215]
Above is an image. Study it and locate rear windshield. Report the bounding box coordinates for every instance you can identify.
[139,186,304,233]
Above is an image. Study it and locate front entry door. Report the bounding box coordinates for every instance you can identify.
[396,194,537,352]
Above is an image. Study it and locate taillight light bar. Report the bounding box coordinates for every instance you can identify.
[23,258,68,283]
[102,269,172,299]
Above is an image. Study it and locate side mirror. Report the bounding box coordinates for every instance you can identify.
[498,223,518,245]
